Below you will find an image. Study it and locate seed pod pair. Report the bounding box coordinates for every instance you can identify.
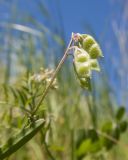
[74,48,91,77]
[82,35,103,59]
[73,48,92,90]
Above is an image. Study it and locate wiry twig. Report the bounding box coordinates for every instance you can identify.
[32,35,73,115]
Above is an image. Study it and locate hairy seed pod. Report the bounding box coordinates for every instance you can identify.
[83,36,95,52]
[74,48,85,55]
[74,48,90,62]
[75,62,91,77]
[75,53,89,62]
[75,49,82,55]
[79,77,91,91]
[81,34,88,39]
[90,59,100,71]
[89,43,103,59]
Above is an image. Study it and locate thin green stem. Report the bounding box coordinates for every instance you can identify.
[32,37,73,115]
[44,142,55,160]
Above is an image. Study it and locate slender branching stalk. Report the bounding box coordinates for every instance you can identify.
[32,35,73,115]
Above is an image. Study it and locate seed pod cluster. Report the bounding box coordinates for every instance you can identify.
[73,33,103,90]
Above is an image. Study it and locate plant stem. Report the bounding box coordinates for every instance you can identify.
[32,37,73,115]
[44,141,55,160]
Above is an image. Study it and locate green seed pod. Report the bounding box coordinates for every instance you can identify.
[75,62,91,77]
[75,53,89,62]
[74,48,90,62]
[74,48,82,55]
[73,61,92,90]
[81,34,88,39]
[119,121,127,133]
[89,43,103,59]
[83,36,95,52]
[79,77,91,91]
[90,59,100,71]
[74,48,87,56]
[73,47,92,90]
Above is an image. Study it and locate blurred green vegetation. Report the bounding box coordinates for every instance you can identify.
[0,1,128,160]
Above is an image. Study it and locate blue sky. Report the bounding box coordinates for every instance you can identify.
[11,0,114,41]
[59,0,112,39]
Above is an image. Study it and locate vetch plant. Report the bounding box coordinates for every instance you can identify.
[0,33,103,159]
[2,32,124,160]
[33,33,103,112]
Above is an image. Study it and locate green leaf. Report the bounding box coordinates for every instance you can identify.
[87,129,98,142]
[0,119,45,159]
[89,141,102,153]
[116,107,125,121]
[9,87,19,104]
[100,136,114,151]
[101,121,113,133]
[119,121,127,132]
[76,139,92,156]
[112,126,120,140]
[17,89,27,106]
